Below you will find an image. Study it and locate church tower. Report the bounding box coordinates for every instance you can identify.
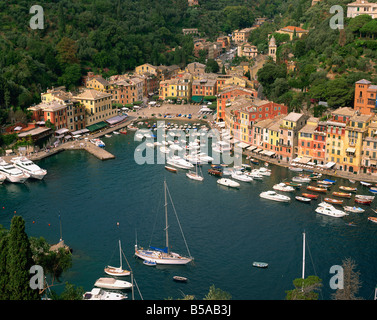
[268,35,277,62]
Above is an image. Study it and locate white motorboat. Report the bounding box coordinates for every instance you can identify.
[259,190,291,202]
[159,146,170,154]
[94,277,133,290]
[166,156,194,170]
[90,139,105,148]
[135,180,193,265]
[292,176,311,183]
[315,206,348,218]
[217,178,240,188]
[83,288,127,300]
[258,167,271,176]
[273,183,295,192]
[246,170,263,180]
[0,158,30,183]
[231,171,253,182]
[318,201,335,209]
[289,166,303,172]
[11,157,47,180]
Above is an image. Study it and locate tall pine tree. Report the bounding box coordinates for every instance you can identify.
[6,216,39,300]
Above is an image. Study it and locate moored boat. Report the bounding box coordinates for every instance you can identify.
[143,260,157,266]
[315,206,348,218]
[306,186,327,193]
[208,168,222,176]
[343,206,365,213]
[231,171,253,182]
[173,276,188,282]
[368,217,377,223]
[83,288,127,300]
[165,166,177,173]
[11,157,47,180]
[249,158,259,165]
[332,191,352,198]
[94,277,133,290]
[285,181,302,188]
[339,186,357,192]
[292,176,311,183]
[370,187,377,194]
[259,190,290,202]
[360,181,372,187]
[295,196,311,203]
[289,166,303,172]
[355,197,373,205]
[273,183,295,192]
[252,262,268,268]
[217,178,240,188]
[324,197,343,205]
[302,193,319,199]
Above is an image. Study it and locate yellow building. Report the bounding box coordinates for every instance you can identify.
[159,74,192,101]
[343,113,373,173]
[41,86,68,103]
[74,89,115,127]
[86,77,110,92]
[135,63,158,76]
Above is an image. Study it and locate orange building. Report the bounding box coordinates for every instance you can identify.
[354,79,377,115]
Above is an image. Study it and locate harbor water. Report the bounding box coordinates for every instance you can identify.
[1,123,377,300]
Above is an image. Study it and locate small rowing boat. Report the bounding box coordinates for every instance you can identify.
[173,276,188,282]
[302,193,319,199]
[332,191,352,198]
[360,181,372,187]
[143,260,157,266]
[307,186,327,193]
[368,217,377,223]
[343,206,365,213]
[370,187,377,194]
[324,197,343,205]
[354,197,373,205]
[252,262,268,268]
[208,168,222,176]
[165,166,177,173]
[295,196,311,203]
[339,186,357,192]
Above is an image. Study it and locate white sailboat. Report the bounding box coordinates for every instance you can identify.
[134,180,193,265]
[104,239,131,276]
[186,162,204,181]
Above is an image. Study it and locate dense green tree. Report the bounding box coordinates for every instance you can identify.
[286,276,322,300]
[6,216,40,300]
[257,62,287,98]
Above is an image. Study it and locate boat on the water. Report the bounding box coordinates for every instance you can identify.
[217,178,240,188]
[354,195,374,204]
[339,186,357,192]
[186,163,204,181]
[231,171,253,182]
[166,156,194,170]
[135,180,193,265]
[343,206,365,213]
[249,158,259,165]
[208,168,222,176]
[370,187,377,194]
[315,205,347,218]
[360,181,372,187]
[94,277,133,290]
[11,157,47,180]
[83,288,127,300]
[324,197,343,205]
[165,166,177,173]
[143,260,157,266]
[292,176,311,183]
[259,190,290,202]
[104,240,131,277]
[368,217,377,223]
[285,181,302,188]
[0,158,30,183]
[273,183,295,192]
[306,186,327,193]
[295,196,311,203]
[332,191,352,198]
[288,166,303,172]
[301,193,318,199]
[252,262,268,268]
[173,276,188,282]
[90,138,105,148]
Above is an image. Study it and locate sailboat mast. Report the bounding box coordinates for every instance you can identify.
[302,232,306,279]
[119,239,122,269]
[164,180,169,253]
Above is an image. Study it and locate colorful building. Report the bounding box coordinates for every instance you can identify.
[361,117,377,173]
[354,79,377,115]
